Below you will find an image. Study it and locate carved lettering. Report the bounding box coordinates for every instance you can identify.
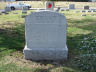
[36,16,57,23]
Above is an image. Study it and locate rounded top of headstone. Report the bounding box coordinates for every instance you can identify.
[25,10,67,25]
[26,10,66,19]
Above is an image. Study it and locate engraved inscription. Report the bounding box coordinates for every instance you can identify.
[36,16,57,24]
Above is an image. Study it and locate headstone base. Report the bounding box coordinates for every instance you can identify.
[23,45,68,60]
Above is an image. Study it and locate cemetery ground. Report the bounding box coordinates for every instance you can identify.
[0,2,96,72]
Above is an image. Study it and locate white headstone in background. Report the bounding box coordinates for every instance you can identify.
[68,4,75,9]
[5,7,11,12]
[45,2,54,11]
[23,10,68,60]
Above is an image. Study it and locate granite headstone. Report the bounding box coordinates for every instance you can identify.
[45,2,54,11]
[23,10,68,60]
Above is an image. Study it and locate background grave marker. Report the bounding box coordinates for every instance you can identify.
[45,2,54,11]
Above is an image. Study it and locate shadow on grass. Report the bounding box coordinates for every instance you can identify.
[0,21,25,58]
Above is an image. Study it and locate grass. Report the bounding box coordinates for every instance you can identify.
[0,1,96,72]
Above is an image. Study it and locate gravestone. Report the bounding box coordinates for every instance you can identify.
[22,11,27,14]
[83,6,89,10]
[23,6,29,10]
[65,9,69,11]
[45,2,54,11]
[56,7,60,11]
[90,9,95,11]
[1,11,6,13]
[86,10,91,12]
[81,10,85,12]
[5,13,9,15]
[23,10,68,60]
[92,10,96,12]
[60,9,64,11]
[5,7,11,12]
[68,4,75,9]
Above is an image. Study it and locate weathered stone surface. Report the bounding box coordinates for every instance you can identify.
[68,4,75,9]
[83,6,89,9]
[45,2,54,11]
[23,10,68,60]
[24,45,68,60]
[5,7,11,12]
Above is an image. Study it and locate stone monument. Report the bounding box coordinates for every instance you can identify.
[68,4,75,9]
[55,7,60,11]
[23,10,68,60]
[83,6,89,10]
[45,2,54,11]
[22,11,27,14]
[23,6,29,10]
[5,7,11,12]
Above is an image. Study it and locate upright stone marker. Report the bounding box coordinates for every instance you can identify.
[83,6,89,10]
[0,13,2,15]
[45,2,54,11]
[23,10,68,60]
[92,10,96,12]
[60,9,64,11]
[23,6,29,10]
[22,11,27,14]
[90,9,95,11]
[55,7,60,11]
[5,7,11,12]
[68,4,75,9]
[65,9,69,11]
